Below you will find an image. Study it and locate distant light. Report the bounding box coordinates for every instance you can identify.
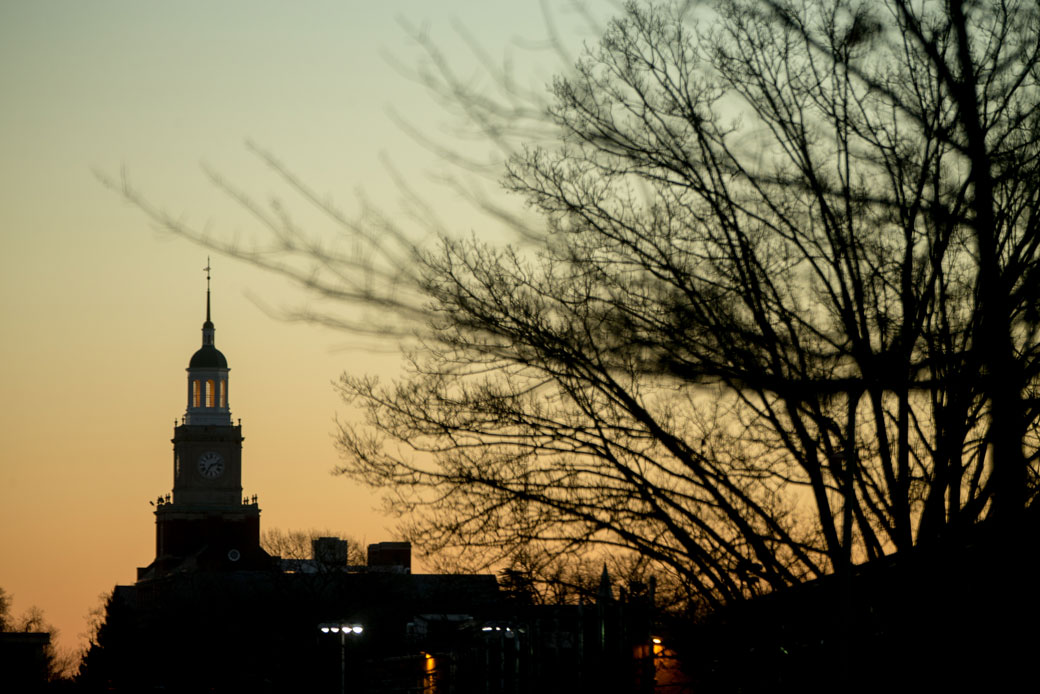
[652,637,662,645]
[352,626,363,634]
[482,627,494,632]
[330,627,341,633]
[320,627,331,633]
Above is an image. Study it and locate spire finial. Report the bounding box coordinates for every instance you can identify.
[203,257,212,322]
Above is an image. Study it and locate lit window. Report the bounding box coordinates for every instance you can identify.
[205,380,215,407]
[192,380,200,408]
[220,380,227,408]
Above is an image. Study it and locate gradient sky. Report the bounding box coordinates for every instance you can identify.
[0,0,611,660]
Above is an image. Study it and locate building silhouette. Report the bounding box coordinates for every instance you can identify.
[137,269,271,581]
[0,631,51,692]
[77,273,661,693]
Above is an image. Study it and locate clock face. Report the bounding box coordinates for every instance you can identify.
[197,451,225,479]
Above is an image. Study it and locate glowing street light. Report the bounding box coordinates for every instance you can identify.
[320,624,364,635]
[318,621,364,694]
[652,636,664,657]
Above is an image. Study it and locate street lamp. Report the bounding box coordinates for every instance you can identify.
[318,622,364,694]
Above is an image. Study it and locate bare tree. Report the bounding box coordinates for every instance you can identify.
[261,527,367,565]
[108,0,1040,609]
[0,587,10,633]
[329,0,1040,605]
[0,587,73,683]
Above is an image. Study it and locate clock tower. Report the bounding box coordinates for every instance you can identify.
[138,266,270,580]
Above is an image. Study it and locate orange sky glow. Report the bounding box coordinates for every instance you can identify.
[0,0,608,663]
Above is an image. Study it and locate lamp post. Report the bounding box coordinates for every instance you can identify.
[318,622,363,694]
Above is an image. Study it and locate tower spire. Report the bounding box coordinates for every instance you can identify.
[201,258,215,346]
[187,259,230,425]
[204,257,212,323]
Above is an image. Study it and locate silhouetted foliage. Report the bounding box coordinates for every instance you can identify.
[261,527,367,564]
[0,587,71,689]
[75,570,507,693]
[497,549,680,611]
[681,519,1040,691]
[107,0,1040,613]
[0,587,10,633]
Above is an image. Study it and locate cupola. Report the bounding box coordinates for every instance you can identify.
[185,261,231,425]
